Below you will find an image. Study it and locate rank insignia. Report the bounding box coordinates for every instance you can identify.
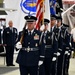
[34,34,39,40]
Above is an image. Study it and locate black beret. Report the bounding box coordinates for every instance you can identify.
[24,15,37,22]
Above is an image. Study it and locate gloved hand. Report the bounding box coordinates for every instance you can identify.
[38,61,43,66]
[57,52,60,56]
[52,57,56,61]
[15,42,22,49]
[68,53,70,55]
[69,42,72,47]
[65,51,68,54]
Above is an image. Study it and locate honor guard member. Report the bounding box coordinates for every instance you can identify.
[63,30,73,75]
[44,18,53,75]
[3,20,18,66]
[44,15,58,75]
[50,15,59,75]
[16,15,45,75]
[56,23,68,75]
[66,33,75,75]
[39,18,50,75]
[65,33,73,75]
[61,24,70,75]
[56,16,64,75]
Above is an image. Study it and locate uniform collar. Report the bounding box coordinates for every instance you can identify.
[58,25,62,29]
[44,30,47,34]
[51,26,55,31]
[28,29,34,34]
[9,27,13,29]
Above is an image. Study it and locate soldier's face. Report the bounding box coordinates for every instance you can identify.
[8,21,13,27]
[44,24,48,30]
[57,20,62,27]
[27,21,35,30]
[51,20,56,25]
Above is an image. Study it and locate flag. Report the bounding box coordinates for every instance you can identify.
[57,0,63,9]
[44,0,50,20]
[56,0,63,16]
[40,0,50,31]
[20,0,37,15]
[49,0,56,15]
[36,0,44,30]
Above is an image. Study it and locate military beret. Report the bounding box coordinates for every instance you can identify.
[24,15,37,22]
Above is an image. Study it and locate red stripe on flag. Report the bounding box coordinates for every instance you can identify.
[36,0,44,30]
[36,12,43,29]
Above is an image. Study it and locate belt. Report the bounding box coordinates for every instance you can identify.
[66,47,69,49]
[45,45,52,48]
[22,47,39,52]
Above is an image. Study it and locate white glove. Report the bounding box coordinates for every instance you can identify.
[38,61,43,66]
[15,42,22,49]
[52,57,56,61]
[65,51,68,54]
[68,53,70,55]
[57,52,60,56]
[69,42,72,47]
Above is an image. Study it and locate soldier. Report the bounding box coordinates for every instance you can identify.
[39,18,50,75]
[43,15,58,75]
[65,33,74,75]
[3,20,18,66]
[16,15,45,75]
[63,30,74,75]
[61,24,70,75]
[56,16,63,75]
[50,15,59,75]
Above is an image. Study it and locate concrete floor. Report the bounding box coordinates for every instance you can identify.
[0,54,75,75]
[0,54,20,75]
[69,58,75,75]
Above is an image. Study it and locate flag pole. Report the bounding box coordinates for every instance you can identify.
[40,0,44,29]
[42,0,45,25]
[20,22,27,44]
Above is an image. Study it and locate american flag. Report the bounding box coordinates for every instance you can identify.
[40,0,50,31]
[36,0,44,30]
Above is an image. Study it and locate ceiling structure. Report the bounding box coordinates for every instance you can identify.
[0,0,7,15]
